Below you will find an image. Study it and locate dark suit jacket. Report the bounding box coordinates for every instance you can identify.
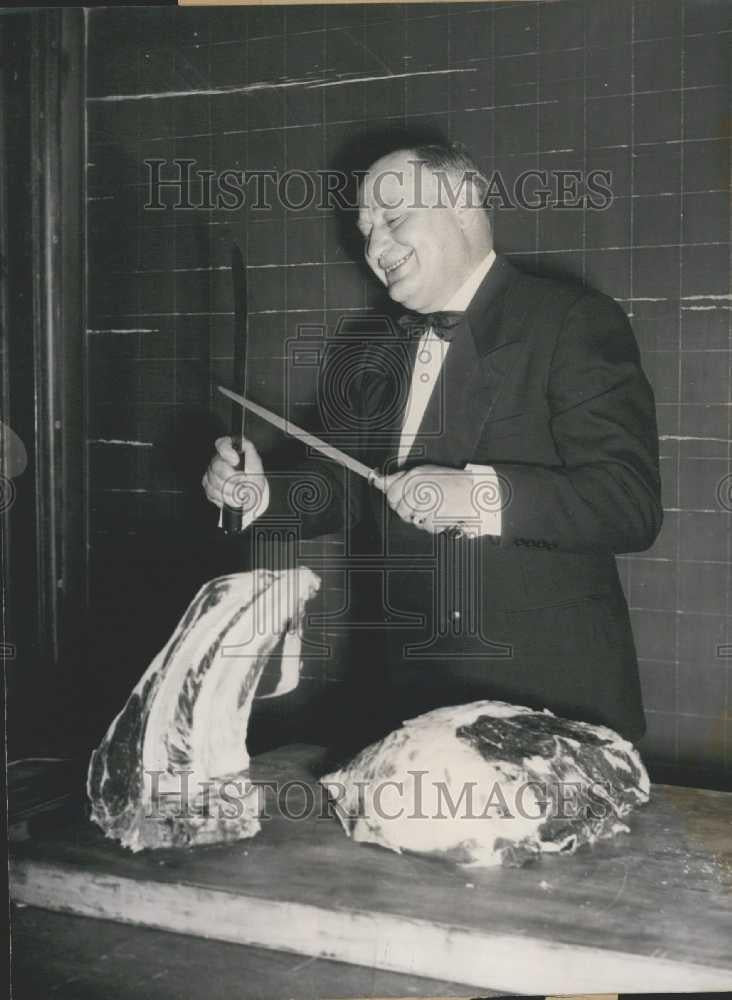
[262,255,663,741]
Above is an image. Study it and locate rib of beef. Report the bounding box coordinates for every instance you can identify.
[87,567,320,852]
[322,700,650,867]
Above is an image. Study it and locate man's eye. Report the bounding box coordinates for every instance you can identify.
[386,216,403,228]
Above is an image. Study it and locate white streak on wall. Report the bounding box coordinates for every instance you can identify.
[660,507,726,516]
[660,435,732,443]
[682,294,732,301]
[86,68,475,103]
[121,263,322,275]
[249,262,323,269]
[88,78,329,103]
[123,266,229,275]
[466,98,559,112]
[89,439,154,447]
[92,312,233,318]
[618,294,732,309]
[312,68,474,89]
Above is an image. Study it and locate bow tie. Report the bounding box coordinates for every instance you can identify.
[397,310,465,341]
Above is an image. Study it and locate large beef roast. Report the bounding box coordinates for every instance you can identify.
[322,701,650,867]
[88,568,320,851]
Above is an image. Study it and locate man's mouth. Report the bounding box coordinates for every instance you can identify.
[383,250,414,277]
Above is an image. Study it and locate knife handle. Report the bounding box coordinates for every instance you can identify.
[220,434,246,534]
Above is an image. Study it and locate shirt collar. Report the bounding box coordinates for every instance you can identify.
[442,249,496,311]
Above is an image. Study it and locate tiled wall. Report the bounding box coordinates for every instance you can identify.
[86,1,731,782]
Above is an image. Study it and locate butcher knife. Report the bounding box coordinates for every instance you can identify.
[217,386,467,537]
[220,241,248,533]
[217,385,382,486]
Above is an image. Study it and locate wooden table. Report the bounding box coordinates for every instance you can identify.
[11,906,480,1000]
[9,744,732,995]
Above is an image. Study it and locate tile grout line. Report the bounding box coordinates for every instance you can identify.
[675,0,685,763]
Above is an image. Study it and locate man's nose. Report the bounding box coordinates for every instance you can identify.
[366,225,390,267]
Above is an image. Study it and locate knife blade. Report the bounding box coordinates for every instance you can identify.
[217,385,382,488]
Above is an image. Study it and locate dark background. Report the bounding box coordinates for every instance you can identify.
[2,1,731,789]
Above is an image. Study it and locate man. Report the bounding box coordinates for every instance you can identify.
[203,141,662,743]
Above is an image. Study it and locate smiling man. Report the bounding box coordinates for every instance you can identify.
[203,139,663,744]
[357,147,505,537]
[358,148,488,313]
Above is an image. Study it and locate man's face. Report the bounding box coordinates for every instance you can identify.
[358,151,475,313]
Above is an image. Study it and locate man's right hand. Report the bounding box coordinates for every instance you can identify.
[201,435,270,526]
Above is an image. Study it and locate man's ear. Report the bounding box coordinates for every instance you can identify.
[455,182,493,250]
[454,174,485,224]
[454,190,481,236]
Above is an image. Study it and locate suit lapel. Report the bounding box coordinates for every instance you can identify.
[408,254,528,468]
[464,261,536,434]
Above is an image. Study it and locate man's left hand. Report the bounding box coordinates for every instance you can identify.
[374,465,480,535]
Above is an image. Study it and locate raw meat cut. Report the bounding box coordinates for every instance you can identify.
[88,568,320,852]
[321,700,650,868]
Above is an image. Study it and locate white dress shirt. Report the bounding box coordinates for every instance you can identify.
[397,249,502,536]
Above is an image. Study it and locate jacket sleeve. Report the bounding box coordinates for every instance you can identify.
[496,291,663,554]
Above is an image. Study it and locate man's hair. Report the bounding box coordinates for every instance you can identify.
[406,140,490,208]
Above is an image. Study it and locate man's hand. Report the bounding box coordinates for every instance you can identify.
[201,435,270,524]
[375,465,491,536]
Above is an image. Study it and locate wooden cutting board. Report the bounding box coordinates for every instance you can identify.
[9,744,732,994]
